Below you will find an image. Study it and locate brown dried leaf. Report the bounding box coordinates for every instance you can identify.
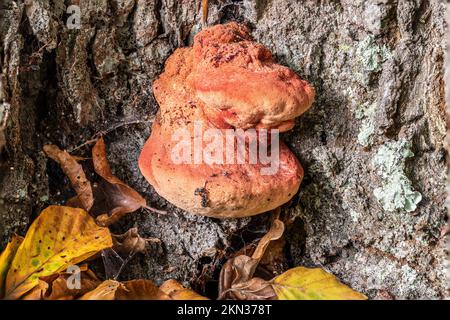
[43,145,94,211]
[160,279,208,300]
[219,217,285,300]
[79,280,122,300]
[20,265,100,300]
[257,237,287,278]
[112,228,160,257]
[116,280,170,300]
[44,265,100,300]
[218,255,259,299]
[80,279,170,300]
[251,219,284,262]
[92,137,165,226]
[21,279,49,300]
[221,277,276,300]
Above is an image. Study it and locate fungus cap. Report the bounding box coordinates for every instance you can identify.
[189,22,315,131]
[138,23,313,218]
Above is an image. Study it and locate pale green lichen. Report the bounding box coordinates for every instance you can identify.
[356,36,391,85]
[372,140,422,212]
[355,102,376,147]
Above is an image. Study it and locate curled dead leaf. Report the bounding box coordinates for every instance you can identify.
[112,228,160,257]
[92,137,165,226]
[43,145,94,211]
[219,216,285,300]
[221,277,276,300]
[251,219,284,262]
[39,265,100,300]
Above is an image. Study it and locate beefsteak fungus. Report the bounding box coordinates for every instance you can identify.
[139,22,315,218]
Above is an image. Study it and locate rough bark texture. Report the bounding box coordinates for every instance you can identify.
[0,0,447,299]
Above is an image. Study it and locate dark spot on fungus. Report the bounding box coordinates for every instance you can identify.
[194,187,209,207]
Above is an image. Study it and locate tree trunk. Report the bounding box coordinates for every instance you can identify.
[0,0,447,299]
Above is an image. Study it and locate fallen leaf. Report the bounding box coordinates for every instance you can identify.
[116,280,170,300]
[92,137,165,226]
[160,279,208,300]
[257,237,287,278]
[43,145,94,211]
[80,279,170,300]
[42,265,100,300]
[251,219,284,262]
[221,277,276,300]
[219,256,258,294]
[218,255,261,300]
[271,267,367,300]
[112,228,160,257]
[219,217,285,300]
[4,205,112,299]
[252,208,287,277]
[79,280,122,300]
[20,279,49,300]
[0,235,24,298]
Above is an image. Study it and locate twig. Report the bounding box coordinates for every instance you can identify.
[68,118,154,152]
[143,205,167,215]
[202,0,208,26]
[68,138,98,153]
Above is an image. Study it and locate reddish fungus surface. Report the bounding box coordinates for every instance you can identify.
[139,23,315,218]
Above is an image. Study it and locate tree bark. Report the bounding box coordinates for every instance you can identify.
[0,0,447,299]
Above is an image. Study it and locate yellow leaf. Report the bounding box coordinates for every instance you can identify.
[271,267,367,300]
[160,279,208,300]
[0,235,24,298]
[4,205,112,299]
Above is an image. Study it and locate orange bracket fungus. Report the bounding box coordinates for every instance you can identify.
[138,22,315,218]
